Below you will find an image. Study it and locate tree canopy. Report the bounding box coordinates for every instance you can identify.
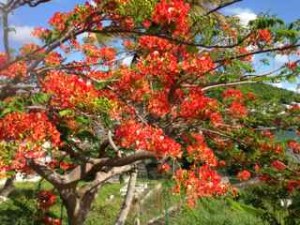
[0,0,299,224]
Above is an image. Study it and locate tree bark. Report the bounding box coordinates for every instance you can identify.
[115,167,138,225]
[60,185,100,225]
[0,177,15,197]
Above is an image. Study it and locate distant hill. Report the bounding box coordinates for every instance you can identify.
[239,83,300,104]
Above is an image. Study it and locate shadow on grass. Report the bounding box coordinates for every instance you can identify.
[0,188,38,225]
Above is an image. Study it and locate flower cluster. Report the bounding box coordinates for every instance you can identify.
[271,160,287,171]
[37,190,61,225]
[287,180,300,192]
[237,170,251,181]
[288,140,300,154]
[43,217,62,225]
[222,89,243,102]
[181,54,215,76]
[82,44,116,64]
[42,72,101,110]
[228,101,248,118]
[115,120,182,158]
[179,88,221,124]
[174,165,229,207]
[0,53,27,78]
[257,29,272,43]
[0,112,60,146]
[138,36,175,53]
[148,91,170,117]
[0,112,60,172]
[152,0,190,36]
[49,12,68,31]
[37,190,57,210]
[186,133,218,167]
[44,52,63,66]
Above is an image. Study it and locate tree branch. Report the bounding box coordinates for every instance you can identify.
[115,167,138,225]
[205,0,243,16]
[63,150,154,185]
[201,80,257,91]
[27,159,68,186]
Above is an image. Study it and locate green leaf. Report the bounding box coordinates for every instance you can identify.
[226,198,265,216]
[59,109,74,117]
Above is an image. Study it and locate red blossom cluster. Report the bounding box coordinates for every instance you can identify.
[49,12,68,31]
[138,36,175,53]
[258,142,283,154]
[0,52,27,78]
[222,89,243,101]
[271,160,287,171]
[238,47,253,62]
[186,133,218,167]
[237,170,251,181]
[257,29,272,43]
[82,44,116,64]
[148,91,170,117]
[287,180,300,192]
[152,0,190,36]
[115,67,150,101]
[174,165,229,207]
[42,72,101,109]
[222,89,248,118]
[179,88,222,125]
[286,61,298,71]
[137,50,179,85]
[0,112,60,172]
[37,190,61,225]
[228,101,248,118]
[0,112,60,146]
[37,190,57,210]
[44,52,63,66]
[115,120,182,158]
[43,217,62,225]
[288,140,300,154]
[181,54,215,76]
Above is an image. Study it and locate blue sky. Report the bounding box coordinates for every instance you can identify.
[1,0,299,91]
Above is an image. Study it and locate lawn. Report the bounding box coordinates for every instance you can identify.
[0,180,267,225]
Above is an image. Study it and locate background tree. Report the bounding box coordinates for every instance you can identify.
[0,0,299,225]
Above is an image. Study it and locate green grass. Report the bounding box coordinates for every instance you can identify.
[168,198,266,225]
[0,181,267,225]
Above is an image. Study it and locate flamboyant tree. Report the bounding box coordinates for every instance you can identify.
[0,0,300,224]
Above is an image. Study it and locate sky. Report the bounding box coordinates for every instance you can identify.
[0,0,299,91]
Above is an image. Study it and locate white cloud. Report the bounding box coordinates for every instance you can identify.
[274,55,289,65]
[10,25,38,44]
[122,56,133,66]
[224,7,257,26]
[271,82,283,89]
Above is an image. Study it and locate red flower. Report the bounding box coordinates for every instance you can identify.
[287,180,300,192]
[286,61,298,71]
[257,29,272,43]
[237,170,251,181]
[152,0,190,36]
[148,91,170,117]
[287,140,300,154]
[43,216,62,225]
[229,101,248,118]
[222,89,243,101]
[37,190,57,209]
[238,47,253,61]
[271,160,287,171]
[142,20,152,29]
[158,163,171,173]
[254,164,260,172]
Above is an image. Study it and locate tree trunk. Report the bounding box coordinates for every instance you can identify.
[115,168,137,225]
[0,177,15,197]
[60,186,99,225]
